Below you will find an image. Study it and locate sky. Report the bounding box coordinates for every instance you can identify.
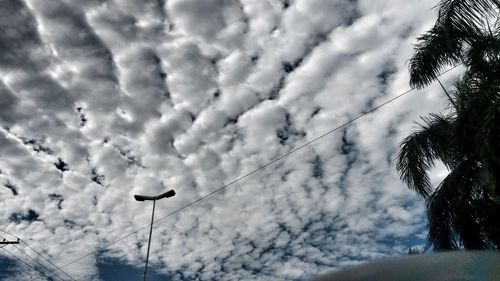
[0,0,465,280]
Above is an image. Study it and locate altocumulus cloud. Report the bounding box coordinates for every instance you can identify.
[0,0,464,280]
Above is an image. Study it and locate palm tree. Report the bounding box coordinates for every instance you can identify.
[398,0,500,250]
[397,83,500,250]
[409,0,500,88]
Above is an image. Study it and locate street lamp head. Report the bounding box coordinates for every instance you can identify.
[134,189,176,201]
[134,194,155,201]
[155,189,176,200]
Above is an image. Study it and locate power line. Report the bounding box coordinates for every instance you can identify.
[0,230,17,240]
[22,240,77,281]
[58,64,462,269]
[0,230,77,281]
[1,246,53,281]
[9,244,67,281]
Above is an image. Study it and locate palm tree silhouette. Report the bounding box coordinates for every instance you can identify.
[397,0,500,250]
[409,0,500,88]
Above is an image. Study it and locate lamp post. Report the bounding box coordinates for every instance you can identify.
[134,189,175,281]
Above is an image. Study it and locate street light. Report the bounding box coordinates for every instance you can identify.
[134,189,175,281]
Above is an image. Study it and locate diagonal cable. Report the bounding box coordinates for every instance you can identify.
[0,230,77,281]
[1,246,53,281]
[11,244,67,281]
[58,64,462,269]
[21,240,77,281]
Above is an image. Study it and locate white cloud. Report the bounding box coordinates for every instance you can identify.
[0,0,460,280]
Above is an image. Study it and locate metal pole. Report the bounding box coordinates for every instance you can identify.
[143,199,156,281]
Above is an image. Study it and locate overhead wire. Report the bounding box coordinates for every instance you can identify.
[0,230,77,281]
[56,63,463,270]
[21,239,77,281]
[9,244,67,281]
[1,243,53,281]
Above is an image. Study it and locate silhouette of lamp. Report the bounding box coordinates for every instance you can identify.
[134,189,175,281]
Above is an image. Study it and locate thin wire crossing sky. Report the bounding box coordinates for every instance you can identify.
[0,0,464,280]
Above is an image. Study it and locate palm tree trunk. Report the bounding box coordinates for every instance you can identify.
[436,77,459,110]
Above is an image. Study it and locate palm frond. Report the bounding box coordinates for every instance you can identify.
[436,0,500,33]
[465,34,500,78]
[409,0,500,88]
[452,71,484,110]
[426,159,486,250]
[426,179,459,250]
[476,101,500,161]
[397,114,457,197]
[452,183,489,249]
[409,23,464,88]
[479,199,500,249]
[453,77,500,164]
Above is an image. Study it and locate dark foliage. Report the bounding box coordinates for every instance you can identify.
[409,0,500,88]
[399,0,500,250]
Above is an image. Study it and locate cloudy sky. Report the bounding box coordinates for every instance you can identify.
[0,0,465,280]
